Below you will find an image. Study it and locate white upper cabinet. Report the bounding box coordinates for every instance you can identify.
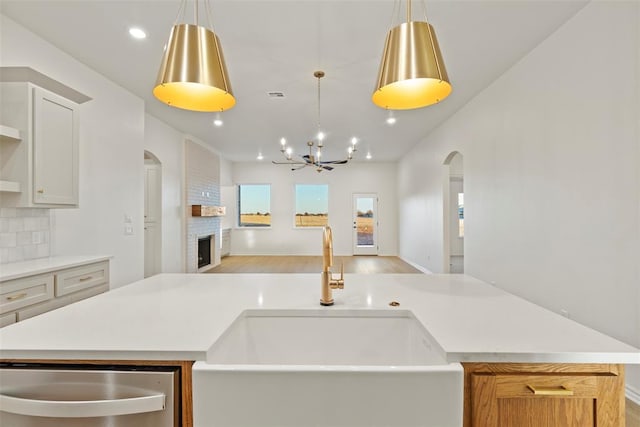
[0,72,89,208]
[32,86,79,205]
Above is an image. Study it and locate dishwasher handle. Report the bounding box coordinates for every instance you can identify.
[0,393,166,418]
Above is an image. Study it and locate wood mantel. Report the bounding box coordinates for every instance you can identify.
[191,205,225,217]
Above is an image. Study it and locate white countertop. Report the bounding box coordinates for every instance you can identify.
[0,255,112,281]
[0,273,638,364]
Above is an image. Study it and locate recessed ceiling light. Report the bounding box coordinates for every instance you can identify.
[366,152,372,160]
[386,116,396,125]
[257,153,264,160]
[129,27,147,40]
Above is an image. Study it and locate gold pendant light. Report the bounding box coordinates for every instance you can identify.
[153,0,235,112]
[372,0,451,110]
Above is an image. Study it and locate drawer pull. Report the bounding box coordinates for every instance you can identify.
[79,276,93,282]
[6,293,28,301]
[527,385,573,396]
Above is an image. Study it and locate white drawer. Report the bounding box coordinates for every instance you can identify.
[17,284,108,322]
[17,295,71,321]
[55,261,109,297]
[0,274,54,314]
[0,312,16,327]
[70,283,109,302]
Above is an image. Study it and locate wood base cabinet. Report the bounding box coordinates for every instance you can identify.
[463,363,625,427]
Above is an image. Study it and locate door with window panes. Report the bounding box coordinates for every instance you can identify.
[353,194,378,255]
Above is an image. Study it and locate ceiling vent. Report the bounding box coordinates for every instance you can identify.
[267,91,285,98]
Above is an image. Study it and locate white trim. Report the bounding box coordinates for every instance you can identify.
[399,257,433,274]
[627,384,640,405]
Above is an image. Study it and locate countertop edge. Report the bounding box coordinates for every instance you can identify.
[0,255,113,281]
[448,351,640,364]
[0,349,207,362]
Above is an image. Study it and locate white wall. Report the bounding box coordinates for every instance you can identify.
[1,15,145,288]
[144,114,184,273]
[230,161,398,256]
[398,1,640,393]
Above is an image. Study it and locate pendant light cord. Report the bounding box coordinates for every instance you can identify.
[390,0,401,28]
[204,0,217,32]
[317,75,321,136]
[173,0,216,31]
[420,0,431,23]
[174,0,187,24]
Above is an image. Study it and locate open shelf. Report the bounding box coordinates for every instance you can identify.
[0,180,21,193]
[0,125,21,143]
[192,205,226,217]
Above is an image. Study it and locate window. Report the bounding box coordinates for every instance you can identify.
[295,184,328,227]
[238,184,271,227]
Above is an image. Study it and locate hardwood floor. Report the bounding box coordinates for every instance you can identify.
[207,255,423,274]
[628,398,640,427]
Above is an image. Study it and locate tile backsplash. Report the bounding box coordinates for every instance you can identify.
[0,208,50,264]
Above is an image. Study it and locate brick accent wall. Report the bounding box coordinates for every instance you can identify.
[185,140,221,273]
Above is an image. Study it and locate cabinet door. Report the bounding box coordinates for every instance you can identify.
[470,372,624,427]
[32,86,79,205]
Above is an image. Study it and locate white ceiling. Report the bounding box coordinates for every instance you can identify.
[0,0,587,163]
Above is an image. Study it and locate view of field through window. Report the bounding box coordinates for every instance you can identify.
[238,184,271,227]
[238,184,330,227]
[295,184,328,227]
[356,197,374,246]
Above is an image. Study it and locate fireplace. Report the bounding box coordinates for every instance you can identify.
[197,234,214,271]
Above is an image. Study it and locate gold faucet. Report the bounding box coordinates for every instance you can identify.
[320,226,344,306]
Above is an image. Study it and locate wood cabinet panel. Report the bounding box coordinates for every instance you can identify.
[497,397,594,427]
[463,363,625,427]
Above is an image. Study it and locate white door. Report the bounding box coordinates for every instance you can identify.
[144,222,159,278]
[144,165,161,223]
[353,194,378,255]
[143,159,162,277]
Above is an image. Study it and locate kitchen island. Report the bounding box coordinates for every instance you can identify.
[1,273,639,426]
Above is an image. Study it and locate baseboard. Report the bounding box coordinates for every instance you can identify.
[399,257,433,274]
[627,384,640,405]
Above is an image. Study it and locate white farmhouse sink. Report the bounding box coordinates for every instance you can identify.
[193,309,463,427]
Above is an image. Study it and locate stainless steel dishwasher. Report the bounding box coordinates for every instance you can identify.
[0,365,178,426]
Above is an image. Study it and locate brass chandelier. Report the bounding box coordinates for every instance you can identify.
[372,0,451,110]
[273,71,357,172]
[153,0,235,112]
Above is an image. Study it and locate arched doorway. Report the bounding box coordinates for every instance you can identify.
[443,151,464,273]
[144,151,162,277]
